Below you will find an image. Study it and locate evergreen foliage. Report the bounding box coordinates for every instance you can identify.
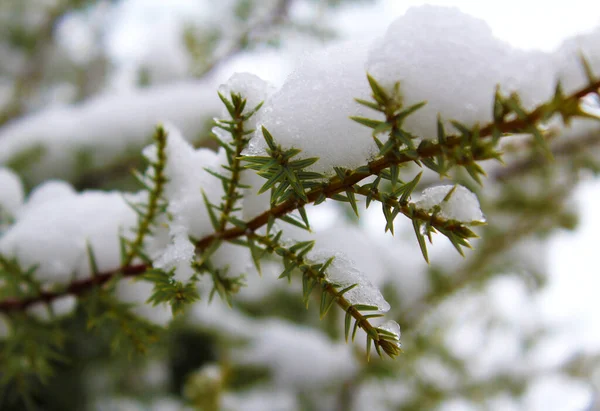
[1,1,600,410]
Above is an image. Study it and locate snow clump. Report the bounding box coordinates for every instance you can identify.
[245,5,600,172]
[0,81,221,185]
[378,319,402,348]
[233,319,357,388]
[414,185,484,223]
[216,72,275,130]
[315,251,391,312]
[27,295,77,321]
[0,168,24,220]
[246,39,380,175]
[116,279,173,326]
[367,5,554,138]
[0,181,138,284]
[554,24,600,93]
[144,124,226,283]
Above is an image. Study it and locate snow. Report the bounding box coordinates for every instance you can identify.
[145,125,227,282]
[245,39,380,175]
[146,124,254,283]
[437,399,478,411]
[414,185,484,223]
[351,378,415,411]
[235,260,295,302]
[22,180,76,211]
[210,242,253,279]
[279,208,434,313]
[28,295,77,321]
[134,18,192,85]
[283,218,392,287]
[149,124,224,239]
[56,12,101,65]
[554,24,600,93]
[189,298,255,339]
[315,251,391,312]
[0,181,138,284]
[561,117,600,145]
[361,204,436,308]
[0,80,220,184]
[152,225,195,283]
[190,299,359,389]
[415,356,460,392]
[504,237,548,279]
[190,295,360,390]
[367,5,554,138]
[51,294,77,317]
[216,72,275,129]
[240,170,271,220]
[239,4,600,177]
[0,167,24,219]
[523,374,592,411]
[222,388,299,411]
[116,278,173,326]
[233,319,358,388]
[379,319,401,342]
[0,4,599,409]
[94,396,189,411]
[27,303,52,322]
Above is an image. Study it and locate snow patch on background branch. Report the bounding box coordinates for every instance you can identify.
[0,80,220,183]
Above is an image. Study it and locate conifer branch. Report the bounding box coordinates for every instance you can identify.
[196,78,600,248]
[352,185,479,257]
[250,232,401,359]
[213,92,258,232]
[1,79,598,318]
[198,92,262,304]
[400,185,572,326]
[122,126,168,267]
[192,258,245,307]
[4,6,600,409]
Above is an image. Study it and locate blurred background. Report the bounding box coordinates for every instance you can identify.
[1,0,599,410]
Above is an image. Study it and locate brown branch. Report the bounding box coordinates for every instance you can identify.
[1,80,599,314]
[195,79,600,248]
[0,263,147,313]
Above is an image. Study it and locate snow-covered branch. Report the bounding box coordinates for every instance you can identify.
[1,5,600,409]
